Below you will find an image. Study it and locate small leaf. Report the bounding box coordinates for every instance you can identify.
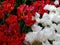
[22,0,27,3]
[15,0,21,7]
[0,18,4,24]
[19,20,32,33]
[0,0,4,2]
[30,0,36,2]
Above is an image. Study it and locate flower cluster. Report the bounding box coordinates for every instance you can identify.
[25,0,60,45]
[0,0,60,45]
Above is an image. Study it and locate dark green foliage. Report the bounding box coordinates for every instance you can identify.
[15,0,36,7]
[30,0,36,2]
[0,0,3,2]
[19,20,32,33]
[0,19,4,24]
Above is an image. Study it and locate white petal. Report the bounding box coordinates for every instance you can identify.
[54,0,59,5]
[42,40,51,45]
[52,15,60,23]
[44,4,56,11]
[53,41,60,45]
[37,31,48,42]
[36,27,55,42]
[55,24,60,33]
[40,19,52,26]
[31,24,42,32]
[56,7,60,15]
[35,12,41,23]
[25,32,37,44]
[54,33,60,41]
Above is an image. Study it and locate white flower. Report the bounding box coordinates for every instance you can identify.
[43,13,49,19]
[39,13,52,26]
[53,41,60,45]
[56,7,60,15]
[44,4,56,11]
[31,24,42,32]
[54,0,59,5]
[35,12,41,23]
[43,27,55,40]
[54,33,60,41]
[42,40,51,45]
[37,27,55,42]
[25,32,37,44]
[55,24,60,33]
[37,30,48,42]
[50,24,57,31]
[35,12,40,18]
[52,15,60,23]
[40,18,52,26]
[48,12,56,20]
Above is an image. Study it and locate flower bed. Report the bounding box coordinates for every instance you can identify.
[0,0,60,45]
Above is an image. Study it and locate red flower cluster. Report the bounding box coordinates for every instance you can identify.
[0,0,26,45]
[0,23,26,45]
[17,4,36,26]
[2,1,14,13]
[0,0,60,45]
[5,15,18,25]
[5,0,16,4]
[0,9,4,20]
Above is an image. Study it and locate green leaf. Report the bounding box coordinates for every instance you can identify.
[30,0,36,2]
[15,0,21,7]
[0,0,4,2]
[22,0,27,3]
[19,20,32,33]
[0,18,4,24]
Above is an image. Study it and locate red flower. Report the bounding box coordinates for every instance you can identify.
[0,23,25,45]
[32,1,47,15]
[5,0,16,4]
[17,4,26,15]
[0,24,8,32]
[2,1,14,12]
[7,33,26,45]
[5,15,18,25]
[25,5,35,12]
[38,9,48,15]
[24,13,36,27]
[8,23,20,36]
[17,4,27,20]
[0,25,3,32]
[46,0,50,4]
[0,32,7,45]
[0,10,5,20]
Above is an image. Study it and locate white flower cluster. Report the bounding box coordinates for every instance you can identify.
[25,1,60,45]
